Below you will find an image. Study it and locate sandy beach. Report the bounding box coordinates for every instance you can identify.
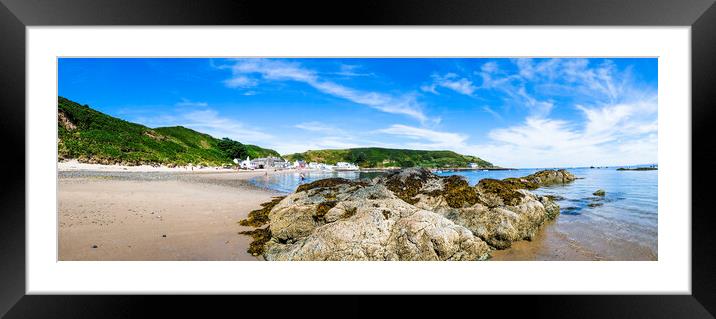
[59,166,284,261]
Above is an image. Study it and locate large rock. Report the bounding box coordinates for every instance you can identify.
[244,169,576,260]
[265,182,490,261]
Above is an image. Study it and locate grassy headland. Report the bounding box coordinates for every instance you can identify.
[58,96,279,166]
[283,148,494,169]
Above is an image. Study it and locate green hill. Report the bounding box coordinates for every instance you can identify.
[57,96,279,166]
[283,148,494,169]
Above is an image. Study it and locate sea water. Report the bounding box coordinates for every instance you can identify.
[250,167,658,260]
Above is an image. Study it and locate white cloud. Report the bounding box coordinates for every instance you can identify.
[372,92,657,168]
[464,95,658,168]
[223,76,257,89]
[334,64,374,77]
[222,59,430,123]
[423,73,477,96]
[180,109,274,142]
[376,124,468,150]
[481,61,499,73]
[420,84,439,94]
[294,121,344,135]
[134,108,273,144]
[174,98,208,108]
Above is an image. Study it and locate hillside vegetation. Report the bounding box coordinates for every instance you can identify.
[57,96,279,166]
[283,148,494,169]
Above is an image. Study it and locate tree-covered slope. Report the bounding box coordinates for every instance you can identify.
[283,147,494,168]
[57,96,279,166]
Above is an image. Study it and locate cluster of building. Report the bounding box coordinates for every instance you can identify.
[305,161,359,171]
[236,156,291,170]
[235,156,359,171]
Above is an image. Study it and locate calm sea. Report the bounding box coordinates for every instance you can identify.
[250,167,658,260]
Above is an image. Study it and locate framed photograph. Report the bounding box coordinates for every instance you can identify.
[2,0,715,317]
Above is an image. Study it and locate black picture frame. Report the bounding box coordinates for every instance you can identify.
[1,0,715,317]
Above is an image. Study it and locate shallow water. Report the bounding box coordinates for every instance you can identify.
[250,167,658,261]
[249,170,384,194]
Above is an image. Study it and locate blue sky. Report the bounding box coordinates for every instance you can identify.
[59,58,657,168]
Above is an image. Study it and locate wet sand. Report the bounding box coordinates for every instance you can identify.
[59,171,281,261]
[490,221,605,261]
[490,218,657,261]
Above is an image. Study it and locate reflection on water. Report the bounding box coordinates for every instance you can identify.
[251,167,658,261]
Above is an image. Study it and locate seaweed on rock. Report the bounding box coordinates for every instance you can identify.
[382,168,435,204]
[239,196,286,227]
[476,178,527,206]
[295,178,369,193]
[427,175,481,208]
[314,200,338,223]
[238,227,272,256]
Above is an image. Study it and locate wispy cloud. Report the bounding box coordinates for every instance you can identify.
[180,109,274,142]
[376,124,468,150]
[333,64,375,77]
[422,73,477,96]
[294,121,344,135]
[134,108,273,144]
[221,59,431,123]
[175,98,208,108]
[223,76,258,89]
[482,106,503,120]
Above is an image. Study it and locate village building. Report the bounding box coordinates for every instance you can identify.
[250,156,287,169]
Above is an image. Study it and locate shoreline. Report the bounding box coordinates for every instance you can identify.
[58,160,512,173]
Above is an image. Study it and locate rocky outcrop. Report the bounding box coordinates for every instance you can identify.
[241,169,577,260]
[58,109,77,131]
[524,169,577,185]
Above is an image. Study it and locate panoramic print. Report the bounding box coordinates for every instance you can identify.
[58,58,657,261]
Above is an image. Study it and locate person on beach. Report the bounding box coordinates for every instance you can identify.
[299,172,306,182]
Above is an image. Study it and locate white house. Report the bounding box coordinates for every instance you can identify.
[468,163,480,169]
[240,156,253,169]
